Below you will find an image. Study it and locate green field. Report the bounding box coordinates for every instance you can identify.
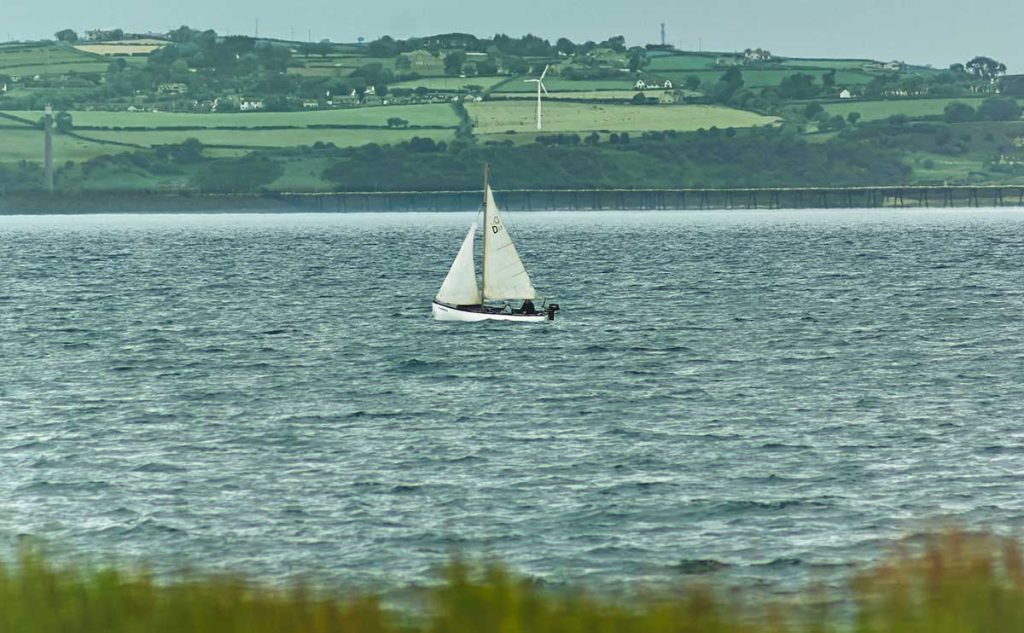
[466,101,778,134]
[389,76,507,91]
[659,68,876,87]
[77,127,455,149]
[297,55,398,71]
[0,43,113,76]
[289,54,407,77]
[0,104,460,128]
[493,77,642,93]
[0,61,117,75]
[645,53,719,71]
[908,151,987,183]
[270,156,337,191]
[0,43,94,64]
[57,153,339,192]
[822,97,994,121]
[495,90,684,102]
[0,128,122,163]
[287,66,351,77]
[777,57,879,69]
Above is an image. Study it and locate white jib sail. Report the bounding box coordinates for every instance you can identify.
[483,186,537,300]
[436,223,482,305]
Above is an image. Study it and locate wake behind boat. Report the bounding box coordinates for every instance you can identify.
[432,167,559,323]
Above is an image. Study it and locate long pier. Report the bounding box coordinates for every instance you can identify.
[310,186,1024,212]
[3,186,1024,214]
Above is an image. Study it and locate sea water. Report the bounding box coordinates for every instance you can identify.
[1,209,1022,591]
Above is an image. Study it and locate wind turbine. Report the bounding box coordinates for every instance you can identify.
[524,65,550,131]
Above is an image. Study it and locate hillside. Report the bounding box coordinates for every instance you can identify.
[1,30,1022,193]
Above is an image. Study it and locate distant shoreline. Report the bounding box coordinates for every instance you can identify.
[3,186,1024,214]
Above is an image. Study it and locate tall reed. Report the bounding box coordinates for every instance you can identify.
[1,531,1021,633]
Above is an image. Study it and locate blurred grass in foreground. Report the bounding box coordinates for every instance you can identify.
[1,531,1023,633]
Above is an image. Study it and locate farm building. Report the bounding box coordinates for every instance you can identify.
[158,83,188,95]
[839,89,852,99]
[399,50,437,68]
[634,78,673,90]
[84,29,121,41]
[743,48,772,61]
[874,60,905,71]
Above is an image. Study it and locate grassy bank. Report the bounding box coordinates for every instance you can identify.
[3,531,1024,632]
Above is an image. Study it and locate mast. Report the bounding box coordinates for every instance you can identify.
[43,104,54,193]
[481,163,489,297]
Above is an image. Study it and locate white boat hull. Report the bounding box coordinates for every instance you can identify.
[432,301,550,323]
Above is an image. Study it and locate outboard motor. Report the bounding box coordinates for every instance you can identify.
[546,303,560,321]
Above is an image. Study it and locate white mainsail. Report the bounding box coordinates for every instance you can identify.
[435,223,482,305]
[482,186,537,300]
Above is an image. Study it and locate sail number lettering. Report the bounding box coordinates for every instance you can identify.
[491,218,502,234]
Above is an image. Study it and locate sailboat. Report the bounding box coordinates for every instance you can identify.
[431,167,559,323]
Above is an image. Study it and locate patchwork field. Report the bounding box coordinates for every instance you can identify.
[0,128,122,163]
[289,54,407,77]
[0,42,119,76]
[778,57,881,70]
[490,68,876,94]
[466,101,778,134]
[389,76,508,91]
[75,127,456,149]
[0,62,122,75]
[493,78,642,93]
[822,97,998,121]
[74,41,167,56]
[494,90,670,101]
[1,104,460,128]
[656,68,876,87]
[644,53,719,71]
[493,91,704,104]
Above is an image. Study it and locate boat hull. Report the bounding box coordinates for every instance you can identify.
[432,301,550,323]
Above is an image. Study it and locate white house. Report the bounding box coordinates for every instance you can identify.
[84,29,119,41]
[743,48,772,62]
[839,88,852,99]
[157,83,188,95]
[399,50,437,68]
[240,99,264,111]
[634,78,673,90]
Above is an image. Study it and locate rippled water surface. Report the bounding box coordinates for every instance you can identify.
[1,209,1023,590]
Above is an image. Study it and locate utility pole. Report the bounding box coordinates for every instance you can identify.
[660,23,666,46]
[43,104,54,193]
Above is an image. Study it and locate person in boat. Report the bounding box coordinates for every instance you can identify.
[520,299,536,315]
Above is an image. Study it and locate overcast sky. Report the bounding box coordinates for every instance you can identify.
[6,0,1021,71]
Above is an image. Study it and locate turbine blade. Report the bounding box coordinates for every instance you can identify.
[540,82,549,96]
[540,64,550,80]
